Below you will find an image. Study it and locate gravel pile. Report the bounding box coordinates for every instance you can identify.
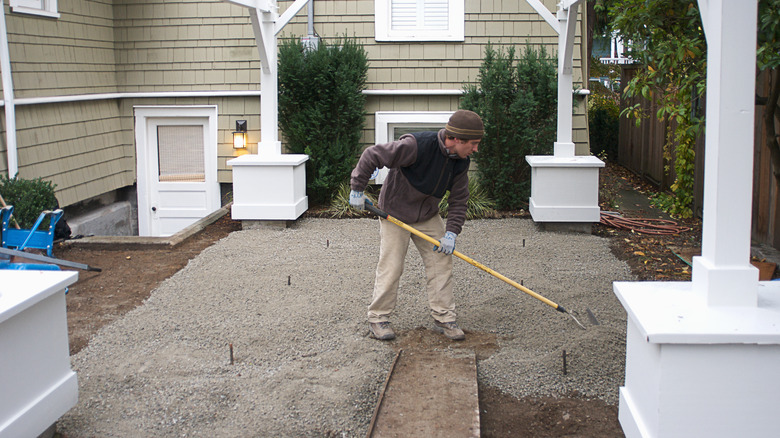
[58,217,634,437]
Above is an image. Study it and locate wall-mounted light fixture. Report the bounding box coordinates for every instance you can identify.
[233,120,248,149]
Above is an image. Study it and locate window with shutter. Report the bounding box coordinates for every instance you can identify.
[375,0,464,42]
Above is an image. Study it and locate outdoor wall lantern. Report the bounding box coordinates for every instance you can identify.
[233,120,248,149]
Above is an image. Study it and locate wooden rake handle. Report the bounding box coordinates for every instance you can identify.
[364,201,566,313]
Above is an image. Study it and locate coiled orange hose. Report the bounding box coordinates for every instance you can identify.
[600,212,691,235]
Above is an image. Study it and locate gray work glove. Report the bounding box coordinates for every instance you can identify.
[349,190,367,211]
[434,231,457,255]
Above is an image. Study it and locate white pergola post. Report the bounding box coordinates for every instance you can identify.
[251,3,281,154]
[554,0,577,157]
[691,0,759,306]
[225,0,310,224]
[614,2,780,437]
[525,0,604,224]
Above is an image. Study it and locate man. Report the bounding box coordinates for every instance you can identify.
[349,109,483,341]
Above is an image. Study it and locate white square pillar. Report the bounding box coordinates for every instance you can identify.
[614,281,780,438]
[692,0,759,305]
[615,2,771,436]
[526,155,604,222]
[1,271,79,438]
[228,153,309,220]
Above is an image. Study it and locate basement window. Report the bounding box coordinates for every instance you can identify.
[375,0,464,42]
[372,111,454,184]
[10,0,60,18]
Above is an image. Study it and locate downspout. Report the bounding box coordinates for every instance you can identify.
[307,0,314,36]
[0,3,16,177]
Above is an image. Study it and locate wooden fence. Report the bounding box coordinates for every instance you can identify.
[618,66,779,249]
[752,70,780,248]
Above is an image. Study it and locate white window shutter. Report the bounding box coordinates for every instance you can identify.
[377,0,464,42]
[423,0,449,30]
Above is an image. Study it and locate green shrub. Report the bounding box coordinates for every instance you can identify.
[588,93,620,161]
[0,175,59,229]
[278,36,369,206]
[439,177,497,219]
[325,182,378,218]
[460,44,557,210]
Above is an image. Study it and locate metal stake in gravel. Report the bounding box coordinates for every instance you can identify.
[365,201,586,330]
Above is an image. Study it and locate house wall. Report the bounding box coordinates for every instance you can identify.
[362,95,462,145]
[113,1,258,93]
[0,0,590,210]
[0,1,132,207]
[7,1,118,98]
[13,101,133,207]
[279,0,590,151]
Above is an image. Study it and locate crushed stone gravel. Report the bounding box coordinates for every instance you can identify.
[58,217,634,437]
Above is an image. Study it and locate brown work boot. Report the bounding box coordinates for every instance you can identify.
[433,320,465,341]
[369,322,396,340]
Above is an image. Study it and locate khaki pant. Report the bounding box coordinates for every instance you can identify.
[367,215,456,323]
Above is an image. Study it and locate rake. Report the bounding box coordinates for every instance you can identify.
[364,200,585,330]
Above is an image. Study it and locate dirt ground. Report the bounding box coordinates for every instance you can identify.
[52,161,702,437]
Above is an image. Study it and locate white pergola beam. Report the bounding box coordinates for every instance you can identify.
[223,0,272,12]
[249,9,271,74]
[561,0,583,9]
[276,0,309,35]
[526,0,560,34]
[560,2,579,74]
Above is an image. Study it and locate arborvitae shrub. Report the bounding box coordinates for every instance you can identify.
[278,36,368,205]
[588,89,620,161]
[460,44,557,210]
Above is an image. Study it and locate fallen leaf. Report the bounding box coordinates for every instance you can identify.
[633,251,646,256]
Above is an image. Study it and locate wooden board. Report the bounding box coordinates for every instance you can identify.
[369,349,480,438]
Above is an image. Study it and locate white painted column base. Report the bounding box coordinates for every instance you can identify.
[227,153,309,221]
[258,140,282,156]
[692,256,759,306]
[614,280,780,438]
[1,271,79,438]
[553,141,575,157]
[525,155,604,222]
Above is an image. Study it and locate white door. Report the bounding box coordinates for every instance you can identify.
[135,106,220,237]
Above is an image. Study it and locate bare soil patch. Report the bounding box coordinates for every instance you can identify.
[52,161,696,437]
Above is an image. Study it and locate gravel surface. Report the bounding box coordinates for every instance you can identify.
[58,217,634,437]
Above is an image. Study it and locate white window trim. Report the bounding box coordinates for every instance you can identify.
[372,111,454,183]
[375,0,464,42]
[10,0,60,18]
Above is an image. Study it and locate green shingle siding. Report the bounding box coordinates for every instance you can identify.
[1,0,589,206]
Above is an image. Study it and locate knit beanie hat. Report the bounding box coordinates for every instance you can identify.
[444,110,484,140]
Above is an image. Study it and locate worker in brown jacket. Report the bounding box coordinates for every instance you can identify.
[350,110,484,341]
